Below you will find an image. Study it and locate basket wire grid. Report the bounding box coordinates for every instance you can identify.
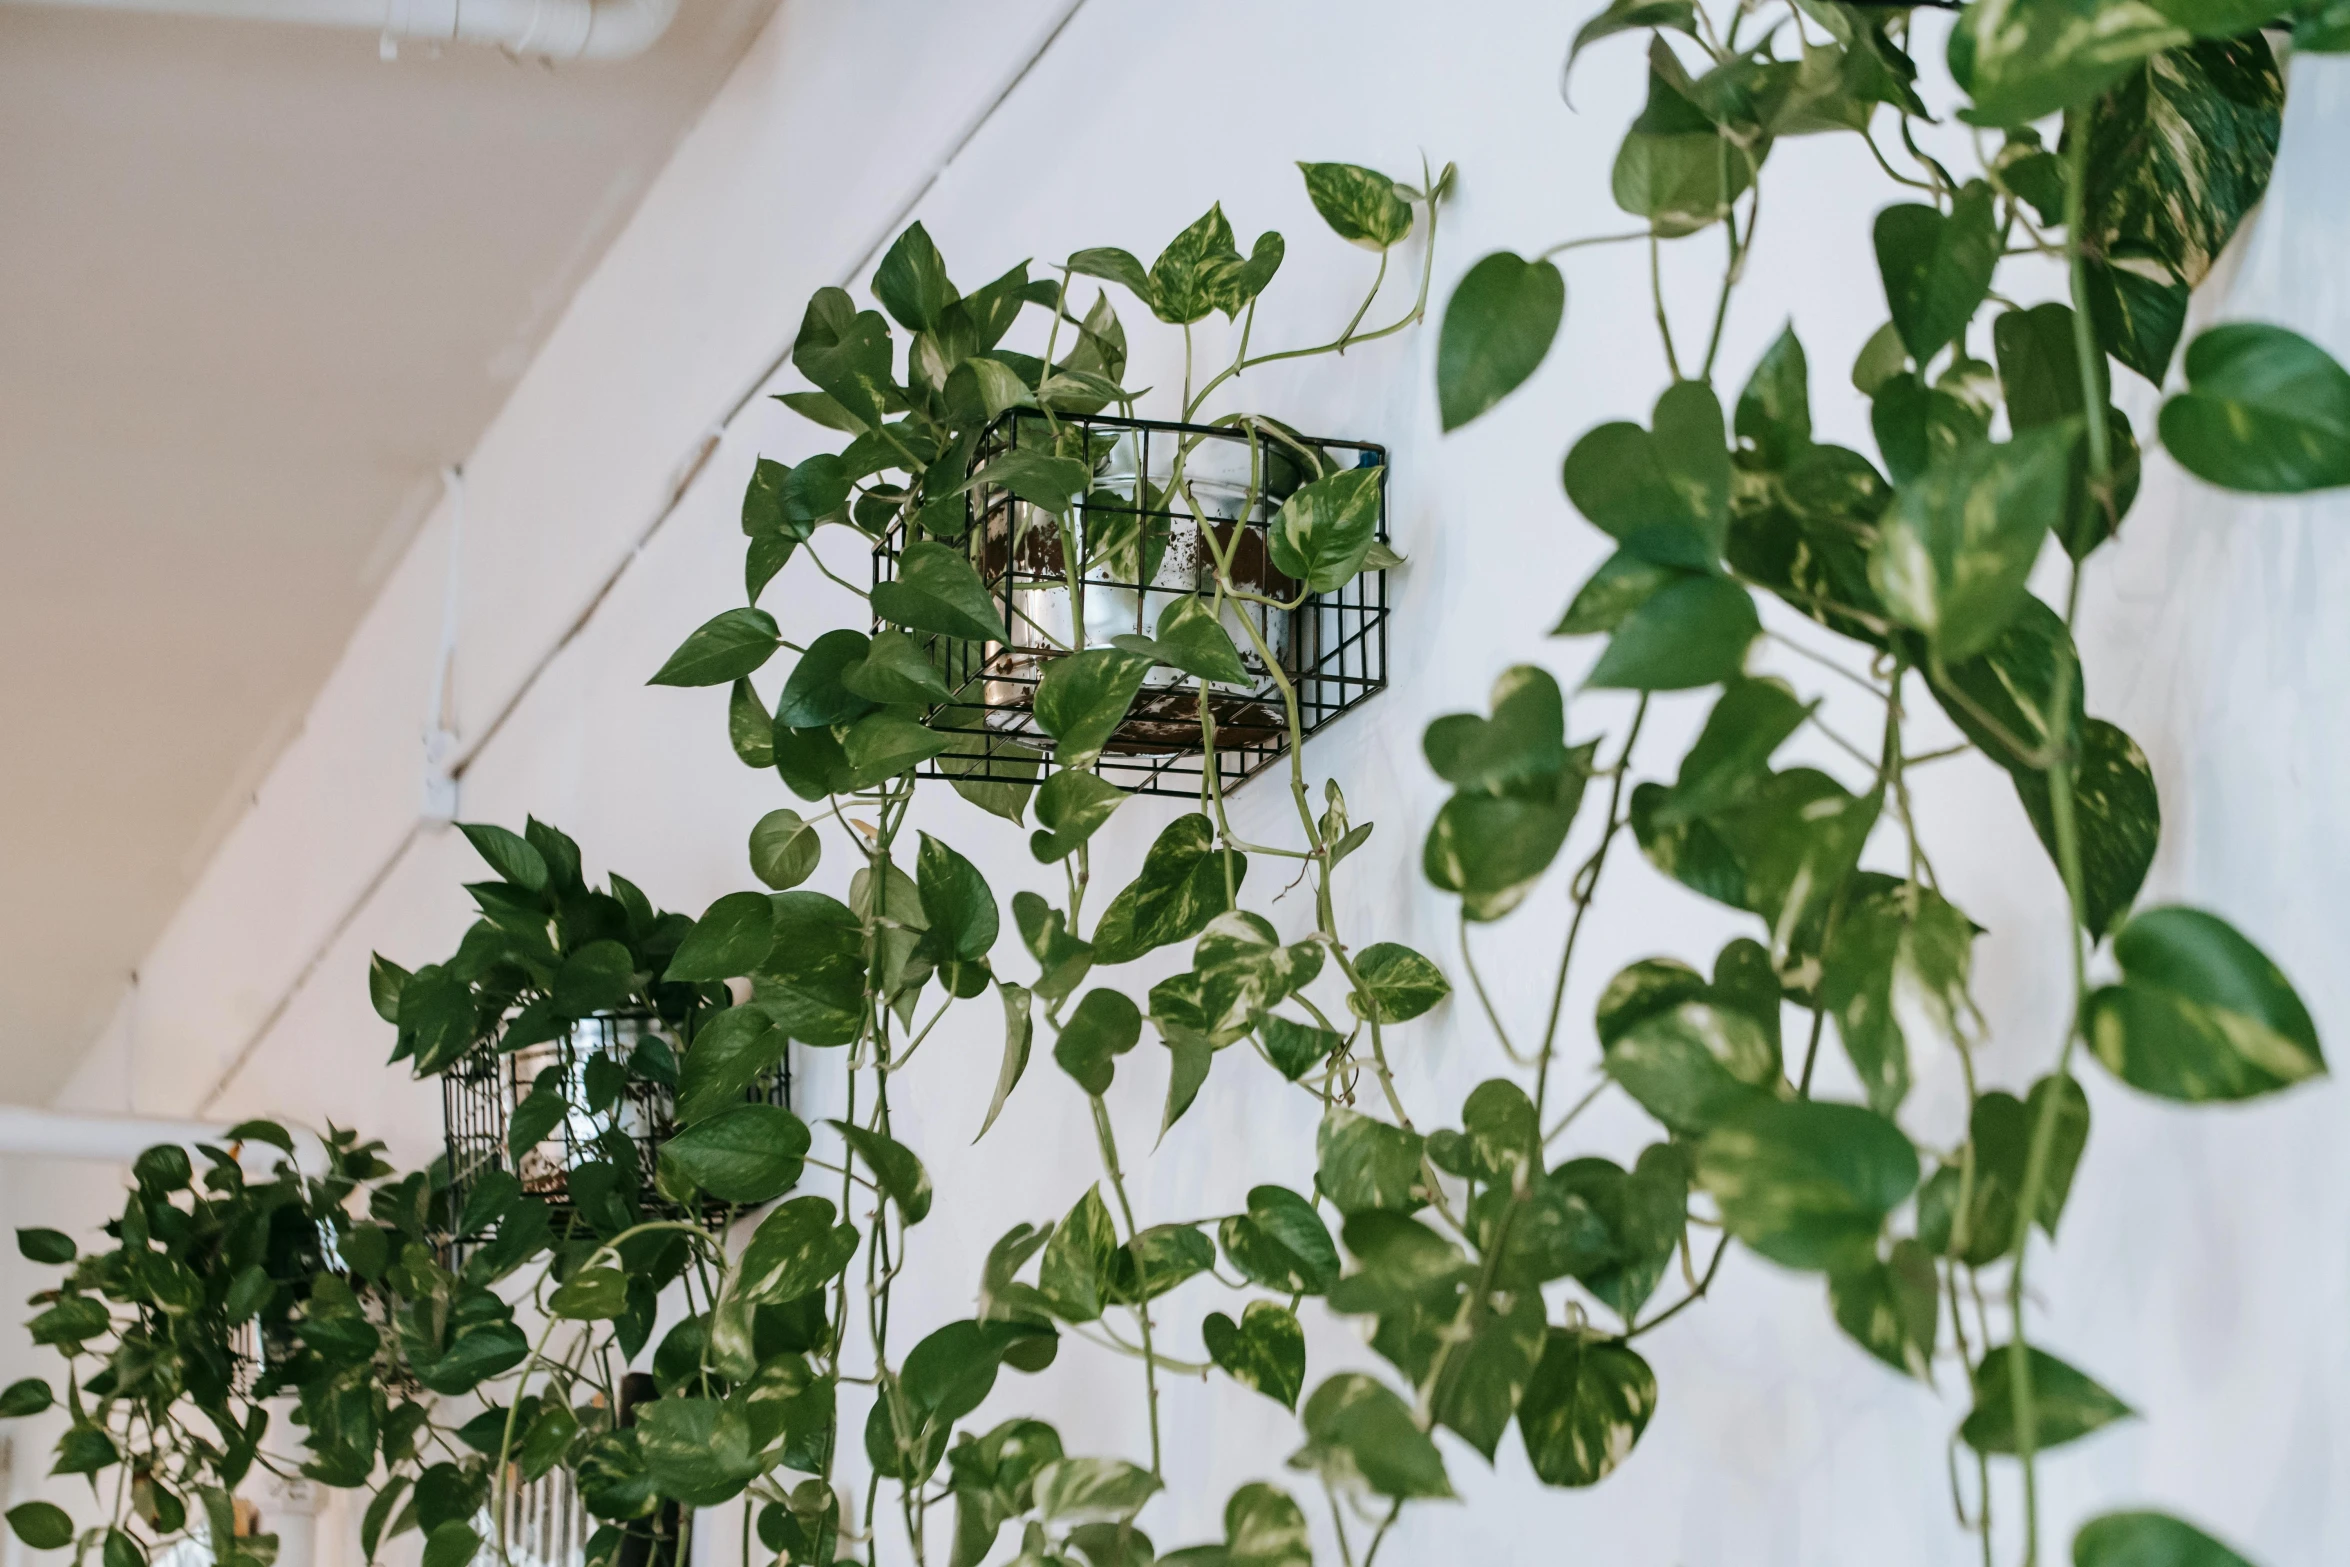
[871,411,1390,798]
[440,1011,791,1251]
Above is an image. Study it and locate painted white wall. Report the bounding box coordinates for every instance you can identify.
[10,5,2346,1565]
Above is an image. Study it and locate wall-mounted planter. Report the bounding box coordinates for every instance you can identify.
[872,411,1390,797]
[439,1010,791,1251]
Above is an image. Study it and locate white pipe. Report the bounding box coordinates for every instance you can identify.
[0,1105,232,1163]
[0,0,678,61]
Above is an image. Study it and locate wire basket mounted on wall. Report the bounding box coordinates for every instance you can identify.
[439,1010,791,1255]
[870,411,1391,798]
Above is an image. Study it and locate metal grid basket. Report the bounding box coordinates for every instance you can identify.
[872,411,1391,798]
[440,1011,791,1244]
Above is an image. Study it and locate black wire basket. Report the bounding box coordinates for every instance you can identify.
[440,1011,791,1247]
[872,411,1391,798]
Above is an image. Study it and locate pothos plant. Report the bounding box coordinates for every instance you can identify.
[12,8,2348,1566]
[1,1124,451,1567]
[1419,1,2345,1565]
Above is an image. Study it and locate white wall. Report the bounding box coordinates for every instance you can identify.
[12,5,2347,1565]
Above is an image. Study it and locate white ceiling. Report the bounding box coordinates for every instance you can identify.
[0,0,774,1092]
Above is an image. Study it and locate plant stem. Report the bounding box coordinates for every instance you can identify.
[1534,696,1648,1120]
[1089,1096,1162,1478]
[2003,107,2108,1567]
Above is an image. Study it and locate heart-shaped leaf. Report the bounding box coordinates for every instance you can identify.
[1874,182,1999,366]
[1110,593,1251,686]
[871,543,1010,642]
[1203,1302,1307,1410]
[1033,648,1154,767]
[1438,251,1565,431]
[1268,466,1384,594]
[2160,322,2350,494]
[2085,905,2325,1100]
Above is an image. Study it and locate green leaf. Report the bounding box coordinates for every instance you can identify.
[1873,182,1999,366]
[1110,593,1251,687]
[1168,1483,1312,1567]
[873,221,958,333]
[735,1196,861,1304]
[2084,258,2190,385]
[2014,716,2161,936]
[971,449,1092,513]
[1553,1144,1689,1318]
[728,679,776,767]
[1613,42,1755,237]
[1829,1238,1939,1378]
[1039,1186,1120,1323]
[832,1121,933,1224]
[1584,573,1759,690]
[550,1266,629,1320]
[1695,1098,1918,1272]
[1516,1332,1657,1488]
[844,629,955,708]
[1317,1108,1426,1216]
[1994,304,2143,559]
[1437,251,1565,431]
[1736,323,1813,469]
[367,952,410,1025]
[659,1104,809,1205]
[775,629,878,728]
[1267,467,1383,593]
[1092,814,1243,965]
[6,1503,71,1551]
[2073,1512,2256,1567]
[1568,0,1697,86]
[16,1228,73,1266]
[554,939,636,1014]
[1553,549,1678,636]
[1562,381,1733,571]
[915,832,998,964]
[0,1378,53,1418]
[2086,906,2325,1100]
[872,542,1010,641]
[977,982,1033,1142]
[638,1398,761,1506]
[2161,322,2350,494]
[1218,1185,1340,1295]
[1603,999,1779,1135]
[748,809,821,892]
[1107,1223,1213,1304]
[1034,1458,1162,1524]
[2083,37,2282,292]
[1870,426,2069,662]
[1347,942,1450,1023]
[457,820,548,890]
[1422,667,1595,921]
[1028,770,1128,866]
[1053,988,1143,1096]
[792,287,895,430]
[1654,675,1809,827]
[1948,0,2187,128]
[1258,1015,1341,1082]
[1288,1373,1451,1499]
[667,891,777,983]
[1068,246,1153,303]
[1298,162,1413,249]
[1033,649,1154,767]
[675,1007,787,1123]
[650,607,782,687]
[1428,1290,1546,1460]
[1820,879,1979,1116]
[841,711,953,788]
[1960,1345,2135,1453]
